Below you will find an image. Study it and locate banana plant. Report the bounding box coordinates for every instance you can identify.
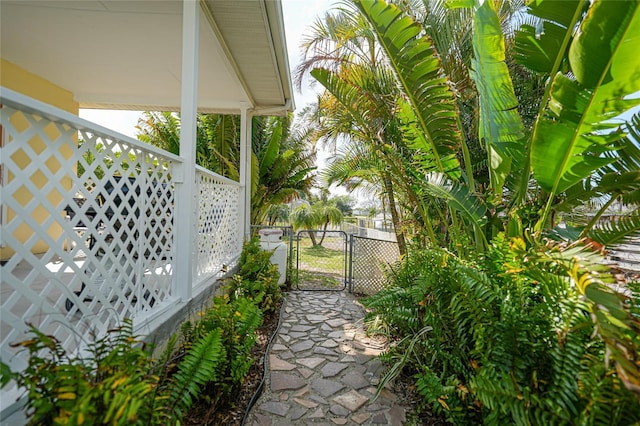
[520,1,640,231]
[347,0,640,400]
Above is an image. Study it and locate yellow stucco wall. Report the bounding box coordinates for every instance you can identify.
[1,59,79,260]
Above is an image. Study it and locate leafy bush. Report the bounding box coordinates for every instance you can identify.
[180,294,262,400]
[364,236,640,425]
[1,237,281,424]
[0,319,221,425]
[234,237,282,314]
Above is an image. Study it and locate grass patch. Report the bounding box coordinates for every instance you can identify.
[297,239,345,274]
[295,270,343,289]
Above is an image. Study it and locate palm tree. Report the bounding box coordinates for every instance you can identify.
[297,9,437,255]
[289,201,344,247]
[315,202,344,245]
[289,203,321,245]
[250,115,317,225]
[136,112,316,226]
[266,204,290,226]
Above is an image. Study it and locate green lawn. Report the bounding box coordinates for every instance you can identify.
[295,235,346,289]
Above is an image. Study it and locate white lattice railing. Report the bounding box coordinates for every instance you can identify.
[0,89,243,396]
[195,166,241,287]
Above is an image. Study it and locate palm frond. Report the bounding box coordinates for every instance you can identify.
[352,0,463,176]
[423,173,488,226]
[588,208,640,248]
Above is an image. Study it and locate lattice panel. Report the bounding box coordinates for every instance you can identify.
[0,100,176,377]
[350,236,400,295]
[196,170,241,285]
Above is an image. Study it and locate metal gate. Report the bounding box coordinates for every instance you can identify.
[295,230,348,290]
[293,230,400,294]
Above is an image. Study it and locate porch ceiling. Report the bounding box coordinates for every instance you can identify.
[0,0,293,114]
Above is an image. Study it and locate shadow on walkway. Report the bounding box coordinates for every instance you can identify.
[249,290,408,425]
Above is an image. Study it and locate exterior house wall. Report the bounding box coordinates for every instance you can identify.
[1,59,78,260]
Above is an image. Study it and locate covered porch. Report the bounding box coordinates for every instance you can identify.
[0,0,293,418]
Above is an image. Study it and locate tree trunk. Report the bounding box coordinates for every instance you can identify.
[308,230,318,246]
[319,220,329,245]
[382,173,406,257]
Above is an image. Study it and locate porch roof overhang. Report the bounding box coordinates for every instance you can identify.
[0,0,294,115]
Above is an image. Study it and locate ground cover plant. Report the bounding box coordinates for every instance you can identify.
[299,0,640,422]
[0,237,281,425]
[364,240,640,424]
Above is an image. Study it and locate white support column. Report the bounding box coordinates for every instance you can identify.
[239,103,252,242]
[173,0,199,302]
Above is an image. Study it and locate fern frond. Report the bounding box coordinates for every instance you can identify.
[169,329,225,417]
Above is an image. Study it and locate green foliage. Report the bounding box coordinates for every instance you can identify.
[308,0,640,422]
[136,111,241,179]
[351,0,463,177]
[235,237,282,313]
[1,236,283,423]
[0,320,175,425]
[169,329,225,417]
[251,115,317,225]
[180,294,262,401]
[363,240,640,424]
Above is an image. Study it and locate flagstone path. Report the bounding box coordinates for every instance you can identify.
[248,291,408,425]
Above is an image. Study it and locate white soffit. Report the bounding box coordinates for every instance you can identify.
[203,0,293,111]
[1,0,291,113]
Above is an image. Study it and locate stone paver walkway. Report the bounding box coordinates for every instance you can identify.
[249,291,408,425]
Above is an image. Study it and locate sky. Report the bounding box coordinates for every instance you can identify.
[80,0,336,138]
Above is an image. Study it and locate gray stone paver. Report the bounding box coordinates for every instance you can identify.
[249,291,408,425]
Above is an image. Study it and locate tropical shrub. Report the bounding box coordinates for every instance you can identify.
[176,237,279,402]
[1,237,281,424]
[235,237,282,313]
[0,319,220,425]
[305,0,640,421]
[364,239,640,424]
[180,294,263,401]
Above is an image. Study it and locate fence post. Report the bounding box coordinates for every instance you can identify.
[348,233,354,293]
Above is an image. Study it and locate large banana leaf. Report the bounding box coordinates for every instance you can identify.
[514,0,586,74]
[260,118,283,173]
[530,1,640,196]
[351,0,462,176]
[449,0,526,196]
